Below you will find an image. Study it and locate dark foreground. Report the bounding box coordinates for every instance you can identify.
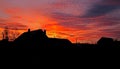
[0,41,120,49]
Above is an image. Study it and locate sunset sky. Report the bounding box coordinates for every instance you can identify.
[0,0,120,43]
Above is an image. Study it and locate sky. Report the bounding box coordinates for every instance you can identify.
[0,0,120,43]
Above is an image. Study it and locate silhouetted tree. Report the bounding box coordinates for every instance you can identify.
[2,27,9,41]
[2,32,4,40]
[9,28,20,41]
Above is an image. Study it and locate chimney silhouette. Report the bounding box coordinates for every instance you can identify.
[44,30,46,35]
[28,29,30,33]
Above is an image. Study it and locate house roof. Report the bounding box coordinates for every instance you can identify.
[14,29,48,42]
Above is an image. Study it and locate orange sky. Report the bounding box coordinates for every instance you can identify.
[0,0,120,43]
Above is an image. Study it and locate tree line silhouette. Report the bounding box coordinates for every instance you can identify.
[0,28,120,48]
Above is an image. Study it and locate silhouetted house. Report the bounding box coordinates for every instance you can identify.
[114,40,120,47]
[14,29,48,48]
[97,37,114,48]
[14,29,72,48]
[15,29,48,42]
[47,38,72,48]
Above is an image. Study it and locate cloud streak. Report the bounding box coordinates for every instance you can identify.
[82,0,120,18]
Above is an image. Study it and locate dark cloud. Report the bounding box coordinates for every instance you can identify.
[103,0,120,5]
[51,12,77,20]
[91,17,120,27]
[83,5,119,17]
[51,11,120,31]
[0,22,28,30]
[99,27,120,39]
[82,0,120,18]
[0,18,27,30]
[57,32,74,37]
[100,28,120,34]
